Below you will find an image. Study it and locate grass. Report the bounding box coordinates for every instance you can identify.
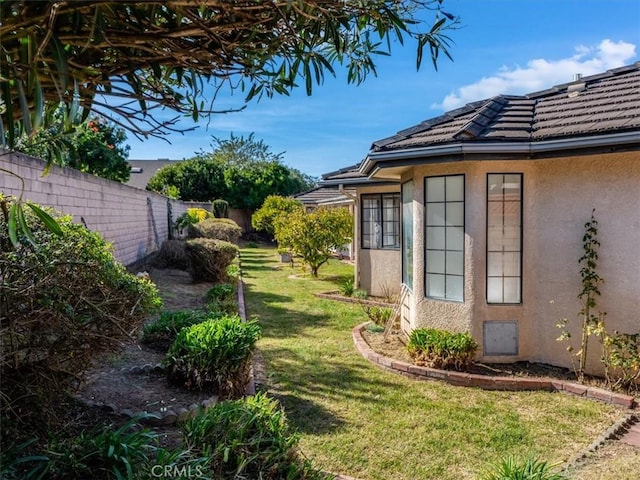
[240,247,625,480]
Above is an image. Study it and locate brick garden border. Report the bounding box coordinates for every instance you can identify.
[353,322,637,409]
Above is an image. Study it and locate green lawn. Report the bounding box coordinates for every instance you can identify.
[240,247,624,480]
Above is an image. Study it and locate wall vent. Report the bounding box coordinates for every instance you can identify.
[483,321,518,356]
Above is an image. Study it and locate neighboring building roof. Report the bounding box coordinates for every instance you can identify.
[294,186,355,206]
[126,159,181,190]
[364,63,640,176]
[321,164,367,181]
[320,162,397,187]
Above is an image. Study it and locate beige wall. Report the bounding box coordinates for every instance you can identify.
[1,151,190,266]
[355,185,401,297]
[387,150,639,374]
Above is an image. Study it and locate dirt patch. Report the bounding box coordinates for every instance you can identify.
[144,267,213,311]
[76,268,215,417]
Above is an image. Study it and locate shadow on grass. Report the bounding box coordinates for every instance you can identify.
[258,343,400,435]
[240,247,399,435]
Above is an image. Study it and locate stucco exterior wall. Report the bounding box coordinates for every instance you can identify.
[355,185,401,297]
[1,151,190,266]
[399,150,639,374]
[525,151,640,371]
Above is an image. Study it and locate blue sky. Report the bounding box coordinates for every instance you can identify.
[125,0,640,178]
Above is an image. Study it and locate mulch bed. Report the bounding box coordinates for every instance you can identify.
[362,328,604,385]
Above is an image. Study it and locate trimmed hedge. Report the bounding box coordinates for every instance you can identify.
[187,218,242,244]
[407,328,478,371]
[184,238,238,283]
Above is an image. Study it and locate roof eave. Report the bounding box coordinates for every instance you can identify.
[361,131,640,175]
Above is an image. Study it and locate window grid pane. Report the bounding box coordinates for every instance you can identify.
[361,193,400,250]
[425,174,465,302]
[486,174,523,304]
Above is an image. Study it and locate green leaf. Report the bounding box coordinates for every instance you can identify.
[8,202,19,247]
[50,35,70,90]
[26,203,63,236]
[16,203,37,247]
[32,74,44,130]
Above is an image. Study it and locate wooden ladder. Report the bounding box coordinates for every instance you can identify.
[384,284,409,341]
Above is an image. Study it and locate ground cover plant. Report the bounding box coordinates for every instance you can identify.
[141,309,223,350]
[240,246,625,480]
[205,282,238,314]
[480,454,567,480]
[183,393,329,479]
[165,315,261,398]
[407,328,478,371]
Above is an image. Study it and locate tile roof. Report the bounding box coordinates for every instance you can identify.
[371,63,640,153]
[293,186,355,205]
[321,164,367,181]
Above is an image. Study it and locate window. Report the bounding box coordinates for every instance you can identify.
[487,174,522,304]
[424,175,464,301]
[402,181,414,289]
[361,193,400,249]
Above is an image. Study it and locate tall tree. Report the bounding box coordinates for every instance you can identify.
[147,134,315,207]
[1,1,457,151]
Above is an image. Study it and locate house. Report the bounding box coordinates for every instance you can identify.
[341,63,640,372]
[300,165,399,264]
[126,158,180,189]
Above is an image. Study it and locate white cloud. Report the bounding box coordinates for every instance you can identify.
[432,39,637,111]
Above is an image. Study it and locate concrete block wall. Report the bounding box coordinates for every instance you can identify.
[1,150,189,266]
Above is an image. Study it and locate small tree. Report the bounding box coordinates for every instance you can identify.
[274,207,352,277]
[557,209,605,382]
[252,195,304,236]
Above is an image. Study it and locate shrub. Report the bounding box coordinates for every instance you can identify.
[353,289,368,300]
[165,316,261,397]
[252,195,304,235]
[187,218,242,244]
[597,328,640,393]
[205,283,238,314]
[175,207,212,234]
[362,305,393,327]
[0,204,162,425]
[184,238,239,283]
[154,239,188,269]
[480,454,567,480]
[0,424,213,480]
[183,393,328,480]
[339,278,355,297]
[212,199,229,218]
[407,328,478,371]
[141,309,223,350]
[226,262,241,283]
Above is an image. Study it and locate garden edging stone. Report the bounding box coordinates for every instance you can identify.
[352,322,637,409]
